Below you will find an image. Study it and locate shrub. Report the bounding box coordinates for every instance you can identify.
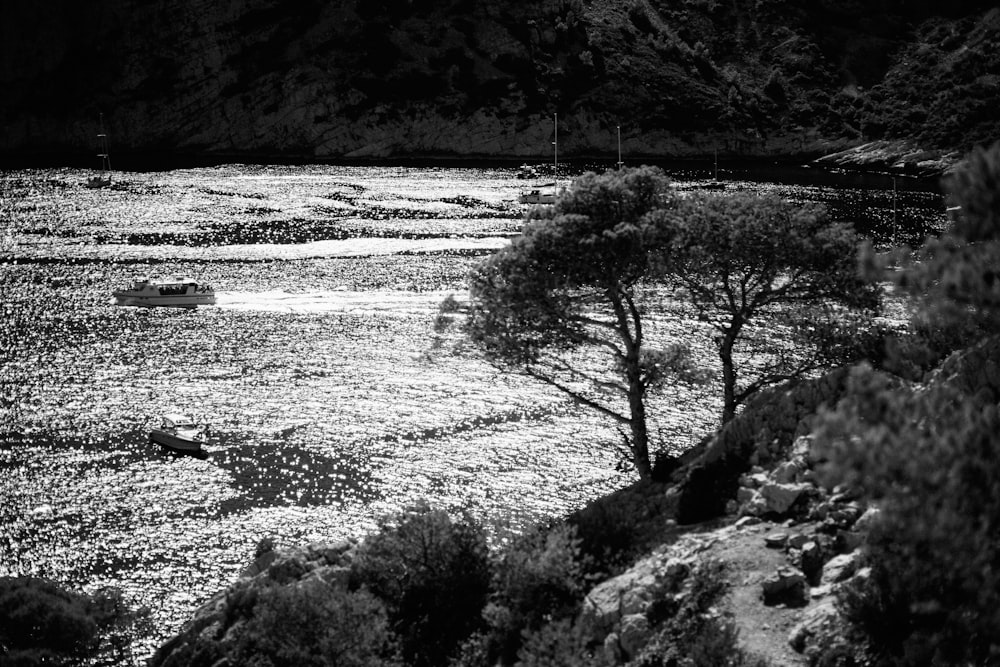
[482,522,588,664]
[814,143,1000,664]
[0,577,148,666]
[633,559,767,667]
[231,581,401,667]
[351,502,492,667]
[567,480,675,576]
[514,617,612,667]
[816,366,1000,664]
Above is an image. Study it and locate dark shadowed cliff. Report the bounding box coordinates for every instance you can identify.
[2,0,998,163]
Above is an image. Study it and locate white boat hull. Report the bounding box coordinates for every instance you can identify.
[149,430,204,452]
[113,292,216,308]
[113,278,216,308]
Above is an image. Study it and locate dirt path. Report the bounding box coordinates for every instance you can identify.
[698,520,817,666]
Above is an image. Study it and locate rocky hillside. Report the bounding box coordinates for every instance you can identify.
[3,0,999,163]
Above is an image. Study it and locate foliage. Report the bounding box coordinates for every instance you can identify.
[475,523,588,665]
[649,191,880,423]
[814,143,1000,664]
[514,617,612,667]
[229,581,401,667]
[566,480,676,576]
[859,10,1000,149]
[350,502,492,667]
[460,166,701,480]
[634,559,767,667]
[0,577,150,667]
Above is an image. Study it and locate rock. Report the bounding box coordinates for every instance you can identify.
[800,541,824,584]
[239,549,278,578]
[788,599,840,653]
[853,507,881,533]
[762,567,808,606]
[582,555,685,634]
[772,459,806,484]
[787,532,813,550]
[823,552,861,585]
[760,482,812,515]
[619,613,652,660]
[765,531,789,549]
[603,632,623,664]
[735,516,762,528]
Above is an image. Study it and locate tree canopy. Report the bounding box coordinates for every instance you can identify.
[463,166,692,480]
[649,191,880,422]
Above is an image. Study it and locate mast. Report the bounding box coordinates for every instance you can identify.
[97,113,111,179]
[617,125,624,170]
[553,113,558,185]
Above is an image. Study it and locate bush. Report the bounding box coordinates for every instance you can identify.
[567,480,675,576]
[817,366,1000,664]
[514,617,611,667]
[350,502,492,667]
[0,577,148,666]
[633,559,767,667]
[814,143,1000,664]
[481,522,588,665]
[231,581,401,667]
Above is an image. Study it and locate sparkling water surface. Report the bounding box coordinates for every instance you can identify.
[0,163,946,661]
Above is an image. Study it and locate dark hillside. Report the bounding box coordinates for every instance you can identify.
[1,0,997,162]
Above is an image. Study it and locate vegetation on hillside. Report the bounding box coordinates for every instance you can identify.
[3,0,998,156]
[0,577,150,666]
[648,191,881,423]
[813,142,1000,664]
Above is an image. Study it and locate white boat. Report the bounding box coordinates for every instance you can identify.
[113,277,216,308]
[518,182,558,205]
[149,414,207,452]
[85,114,113,189]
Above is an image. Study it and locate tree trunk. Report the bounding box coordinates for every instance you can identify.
[626,358,652,480]
[610,286,652,480]
[720,331,738,424]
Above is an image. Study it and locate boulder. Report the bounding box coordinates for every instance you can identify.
[759,482,813,515]
[822,552,861,585]
[762,566,808,607]
[618,613,653,660]
[788,599,840,653]
[800,541,825,584]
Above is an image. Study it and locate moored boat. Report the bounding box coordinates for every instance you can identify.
[85,114,113,189]
[518,182,558,205]
[113,277,216,308]
[149,414,207,453]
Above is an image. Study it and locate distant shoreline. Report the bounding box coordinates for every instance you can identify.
[0,149,947,190]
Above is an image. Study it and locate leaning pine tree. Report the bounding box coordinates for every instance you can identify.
[456,167,697,480]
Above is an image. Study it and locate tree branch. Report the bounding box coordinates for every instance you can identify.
[524,366,630,424]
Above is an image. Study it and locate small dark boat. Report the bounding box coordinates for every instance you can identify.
[149,414,207,453]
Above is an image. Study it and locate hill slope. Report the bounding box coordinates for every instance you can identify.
[2,0,998,162]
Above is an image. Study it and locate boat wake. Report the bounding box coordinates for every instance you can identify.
[216,289,460,315]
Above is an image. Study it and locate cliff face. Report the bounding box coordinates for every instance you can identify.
[2,0,998,162]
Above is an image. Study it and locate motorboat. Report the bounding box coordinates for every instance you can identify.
[113,277,216,308]
[149,414,207,453]
[518,183,558,205]
[516,164,541,179]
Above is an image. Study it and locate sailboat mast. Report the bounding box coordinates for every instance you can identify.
[617,125,624,169]
[553,113,558,184]
[97,113,110,175]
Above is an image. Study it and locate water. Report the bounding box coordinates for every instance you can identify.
[0,163,947,661]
